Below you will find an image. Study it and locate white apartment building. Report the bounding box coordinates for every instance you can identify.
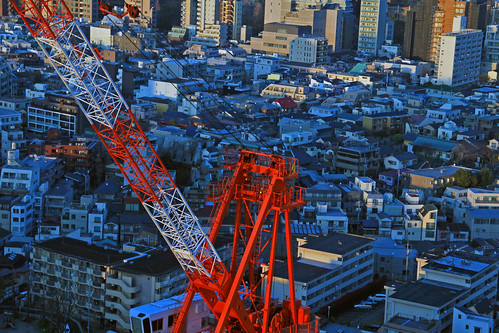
[357,0,387,56]
[453,307,494,333]
[0,150,40,193]
[137,78,209,103]
[11,193,34,236]
[266,233,374,312]
[482,24,499,74]
[314,203,348,234]
[466,188,499,209]
[384,252,498,332]
[289,36,328,65]
[0,109,24,162]
[88,202,107,240]
[436,29,483,86]
[404,204,437,242]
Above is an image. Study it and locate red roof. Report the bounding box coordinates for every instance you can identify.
[274,97,298,110]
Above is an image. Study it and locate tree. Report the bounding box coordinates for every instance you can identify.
[453,168,494,188]
[453,168,473,187]
[300,102,309,112]
[478,168,494,186]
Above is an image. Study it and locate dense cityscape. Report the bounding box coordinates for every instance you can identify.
[0,0,498,332]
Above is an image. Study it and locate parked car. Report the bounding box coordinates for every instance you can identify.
[354,304,372,310]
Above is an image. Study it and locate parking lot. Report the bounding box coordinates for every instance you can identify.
[332,301,384,331]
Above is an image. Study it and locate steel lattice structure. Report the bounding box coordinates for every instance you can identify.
[12,0,224,279]
[12,0,321,331]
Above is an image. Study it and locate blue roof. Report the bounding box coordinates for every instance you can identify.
[467,208,499,219]
[410,136,457,152]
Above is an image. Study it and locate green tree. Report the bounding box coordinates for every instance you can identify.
[453,168,472,187]
[300,102,309,112]
[478,168,494,186]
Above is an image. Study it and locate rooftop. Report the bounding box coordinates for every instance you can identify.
[273,260,333,283]
[424,256,490,277]
[404,166,462,179]
[299,232,374,255]
[389,280,465,307]
[35,237,132,266]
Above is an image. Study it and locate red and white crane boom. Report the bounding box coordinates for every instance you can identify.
[11,1,320,332]
[11,0,224,279]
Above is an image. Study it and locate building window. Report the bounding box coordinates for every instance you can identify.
[167,314,174,327]
[151,318,163,331]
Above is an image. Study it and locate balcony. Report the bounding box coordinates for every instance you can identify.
[92,269,104,278]
[107,276,141,293]
[107,299,131,314]
[106,289,140,306]
[61,261,72,268]
[92,292,104,301]
[105,312,130,330]
[77,265,88,273]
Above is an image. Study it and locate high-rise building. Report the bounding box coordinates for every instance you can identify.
[220,0,243,40]
[127,0,157,27]
[264,0,353,25]
[403,0,487,61]
[403,0,437,60]
[436,28,483,86]
[282,5,356,52]
[181,0,198,26]
[428,0,467,61]
[357,0,387,56]
[181,0,240,42]
[482,24,499,73]
[65,0,100,23]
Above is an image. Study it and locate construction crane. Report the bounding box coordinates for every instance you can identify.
[11,1,320,332]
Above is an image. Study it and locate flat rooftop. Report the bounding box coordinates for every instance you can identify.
[390,280,464,308]
[299,232,374,255]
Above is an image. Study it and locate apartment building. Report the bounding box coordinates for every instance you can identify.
[31,238,132,329]
[31,237,234,333]
[105,248,189,332]
[482,24,499,74]
[260,83,310,102]
[362,111,408,134]
[249,23,312,57]
[436,29,483,86]
[304,183,342,209]
[384,252,498,331]
[267,232,375,312]
[372,237,418,281]
[336,144,380,177]
[0,108,25,162]
[11,193,34,236]
[27,135,98,172]
[357,0,387,56]
[466,188,499,209]
[27,91,89,136]
[402,166,462,197]
[289,35,328,66]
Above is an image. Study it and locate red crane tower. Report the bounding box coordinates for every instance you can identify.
[11,1,320,331]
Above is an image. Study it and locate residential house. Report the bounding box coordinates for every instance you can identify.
[402,166,462,197]
[373,237,417,281]
[384,153,418,170]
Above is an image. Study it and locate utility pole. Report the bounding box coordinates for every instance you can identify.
[405,240,410,282]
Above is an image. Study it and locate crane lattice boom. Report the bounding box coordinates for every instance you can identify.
[12,0,224,279]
